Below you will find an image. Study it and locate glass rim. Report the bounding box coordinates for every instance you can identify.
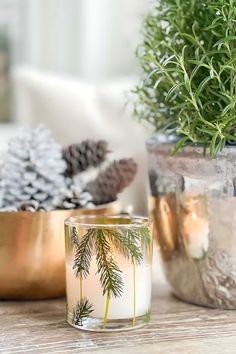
[64,214,149,228]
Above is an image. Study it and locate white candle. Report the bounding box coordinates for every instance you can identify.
[181,197,209,259]
[66,254,152,320]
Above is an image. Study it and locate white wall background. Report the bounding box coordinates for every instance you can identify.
[17,0,149,80]
[0,0,20,56]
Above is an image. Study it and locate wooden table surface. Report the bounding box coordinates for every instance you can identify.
[0,280,236,354]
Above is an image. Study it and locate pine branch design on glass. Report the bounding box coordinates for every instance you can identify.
[72,298,94,327]
[73,229,94,279]
[72,225,151,328]
[126,226,151,325]
[94,229,124,298]
[143,310,151,324]
[73,227,94,303]
[94,229,124,329]
[104,228,143,265]
[71,227,79,249]
[139,226,152,247]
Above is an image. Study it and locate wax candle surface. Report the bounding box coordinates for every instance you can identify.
[66,254,152,320]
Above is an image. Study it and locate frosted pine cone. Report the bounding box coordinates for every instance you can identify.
[53,177,95,210]
[63,140,108,177]
[86,158,137,205]
[0,125,67,211]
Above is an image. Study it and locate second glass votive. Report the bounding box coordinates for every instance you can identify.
[65,215,152,332]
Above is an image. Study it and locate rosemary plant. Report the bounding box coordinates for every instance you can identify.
[136,0,236,156]
[72,225,151,327]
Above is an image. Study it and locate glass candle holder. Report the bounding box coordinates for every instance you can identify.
[65,215,152,332]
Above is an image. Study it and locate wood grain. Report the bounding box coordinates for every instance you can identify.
[0,281,236,354]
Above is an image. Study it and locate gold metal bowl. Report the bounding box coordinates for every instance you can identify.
[0,202,120,300]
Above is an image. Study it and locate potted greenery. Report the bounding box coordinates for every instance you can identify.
[136,0,236,309]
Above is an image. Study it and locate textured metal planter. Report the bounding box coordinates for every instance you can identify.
[147,134,236,309]
[0,202,120,300]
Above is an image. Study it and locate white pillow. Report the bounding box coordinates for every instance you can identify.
[0,123,20,156]
[13,68,150,214]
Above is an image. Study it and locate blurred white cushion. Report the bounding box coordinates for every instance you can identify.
[0,124,20,156]
[13,68,150,214]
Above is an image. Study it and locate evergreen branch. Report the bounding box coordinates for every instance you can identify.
[139,226,152,247]
[71,226,79,248]
[72,225,150,302]
[73,229,94,279]
[95,229,123,298]
[126,229,144,266]
[103,228,143,265]
[129,226,152,263]
[72,298,94,326]
[126,226,152,262]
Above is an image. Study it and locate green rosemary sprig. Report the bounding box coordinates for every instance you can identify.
[72,298,93,326]
[136,0,236,156]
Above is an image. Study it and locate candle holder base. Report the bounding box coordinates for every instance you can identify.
[67,313,150,332]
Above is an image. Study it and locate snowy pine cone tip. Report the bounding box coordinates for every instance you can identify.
[63,140,109,177]
[86,158,138,205]
[0,125,67,212]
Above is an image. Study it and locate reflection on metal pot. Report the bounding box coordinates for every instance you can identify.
[179,195,209,260]
[147,136,236,309]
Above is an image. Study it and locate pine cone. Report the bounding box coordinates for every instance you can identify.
[86,159,137,205]
[63,140,108,177]
[53,177,95,210]
[0,125,67,211]
[18,200,48,212]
